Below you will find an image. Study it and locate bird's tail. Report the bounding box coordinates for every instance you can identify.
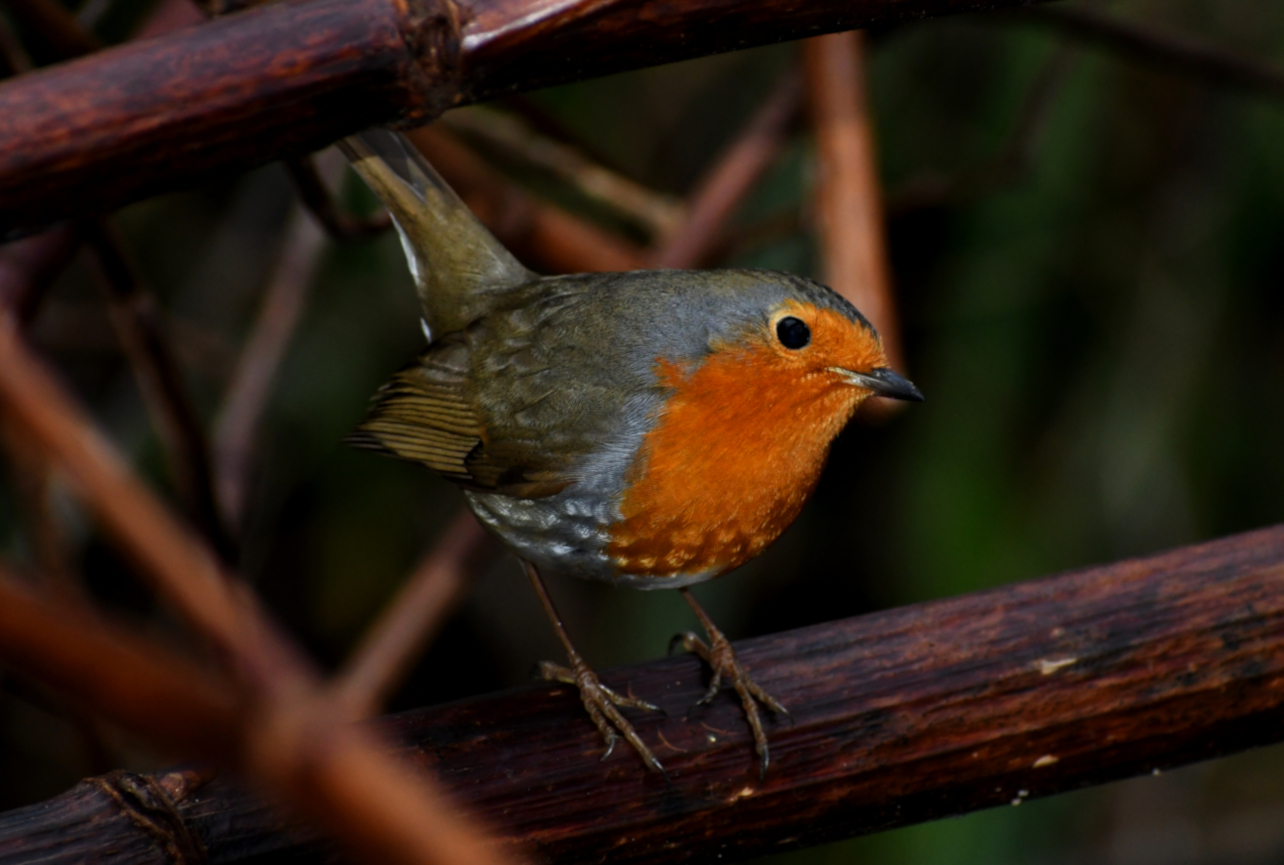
[339,128,533,338]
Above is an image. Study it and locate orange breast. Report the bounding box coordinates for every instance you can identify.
[605,343,869,579]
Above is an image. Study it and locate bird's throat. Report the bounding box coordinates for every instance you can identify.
[606,348,863,579]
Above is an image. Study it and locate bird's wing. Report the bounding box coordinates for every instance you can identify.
[349,277,667,500]
[346,322,587,500]
[345,334,489,488]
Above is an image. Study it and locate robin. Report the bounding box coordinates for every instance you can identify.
[340,129,923,775]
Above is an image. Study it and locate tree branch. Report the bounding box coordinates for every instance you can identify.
[804,31,901,372]
[284,155,393,242]
[408,126,648,273]
[441,109,685,241]
[332,508,493,718]
[651,69,801,269]
[3,523,1283,863]
[1025,5,1284,100]
[83,220,235,561]
[213,200,327,528]
[0,0,1059,233]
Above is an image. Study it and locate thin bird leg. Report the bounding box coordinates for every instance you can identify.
[522,559,666,773]
[672,587,788,777]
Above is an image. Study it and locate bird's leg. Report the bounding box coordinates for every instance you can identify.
[523,559,666,774]
[672,587,788,777]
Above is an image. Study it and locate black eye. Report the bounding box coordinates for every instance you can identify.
[776,316,810,349]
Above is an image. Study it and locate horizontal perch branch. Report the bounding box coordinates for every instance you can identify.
[3,523,1283,864]
[0,0,1052,233]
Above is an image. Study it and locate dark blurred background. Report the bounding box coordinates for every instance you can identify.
[3,0,1284,861]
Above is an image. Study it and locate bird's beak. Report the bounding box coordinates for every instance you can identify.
[831,366,925,402]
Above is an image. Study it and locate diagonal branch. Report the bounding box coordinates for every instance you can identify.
[441,109,685,241]
[332,508,494,718]
[284,155,393,242]
[83,220,235,561]
[0,567,242,761]
[213,199,327,528]
[651,69,802,269]
[409,126,648,273]
[1025,5,1284,100]
[0,225,79,323]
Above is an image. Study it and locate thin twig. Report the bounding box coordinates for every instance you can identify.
[0,9,34,75]
[213,200,327,529]
[804,31,904,390]
[284,155,393,242]
[886,42,1078,215]
[0,565,242,760]
[82,220,235,562]
[408,126,648,273]
[0,0,99,59]
[651,69,802,269]
[333,509,492,718]
[499,93,633,180]
[442,108,686,240]
[0,225,80,323]
[0,418,77,596]
[1025,5,1284,100]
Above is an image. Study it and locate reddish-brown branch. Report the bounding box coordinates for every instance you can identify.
[886,43,1077,216]
[284,155,393,242]
[333,509,493,718]
[0,420,78,595]
[0,567,243,761]
[803,31,902,373]
[409,126,648,273]
[0,563,518,865]
[0,0,100,59]
[1025,5,1284,100]
[214,201,327,527]
[0,0,1059,233]
[442,109,685,241]
[83,220,235,561]
[0,226,79,323]
[4,524,1284,864]
[651,70,801,269]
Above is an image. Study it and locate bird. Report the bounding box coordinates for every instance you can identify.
[339,128,923,776]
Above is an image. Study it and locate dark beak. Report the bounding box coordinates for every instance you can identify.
[836,366,925,402]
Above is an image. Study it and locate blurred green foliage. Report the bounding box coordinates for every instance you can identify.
[3,0,1284,860]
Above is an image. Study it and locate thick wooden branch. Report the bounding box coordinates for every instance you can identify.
[3,524,1283,864]
[0,0,1052,233]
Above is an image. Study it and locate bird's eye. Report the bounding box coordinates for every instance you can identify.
[776,316,811,349]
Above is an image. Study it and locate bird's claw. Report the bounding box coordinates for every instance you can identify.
[537,658,666,774]
[671,627,787,778]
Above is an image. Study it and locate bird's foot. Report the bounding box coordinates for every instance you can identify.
[670,625,788,778]
[538,656,666,775]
